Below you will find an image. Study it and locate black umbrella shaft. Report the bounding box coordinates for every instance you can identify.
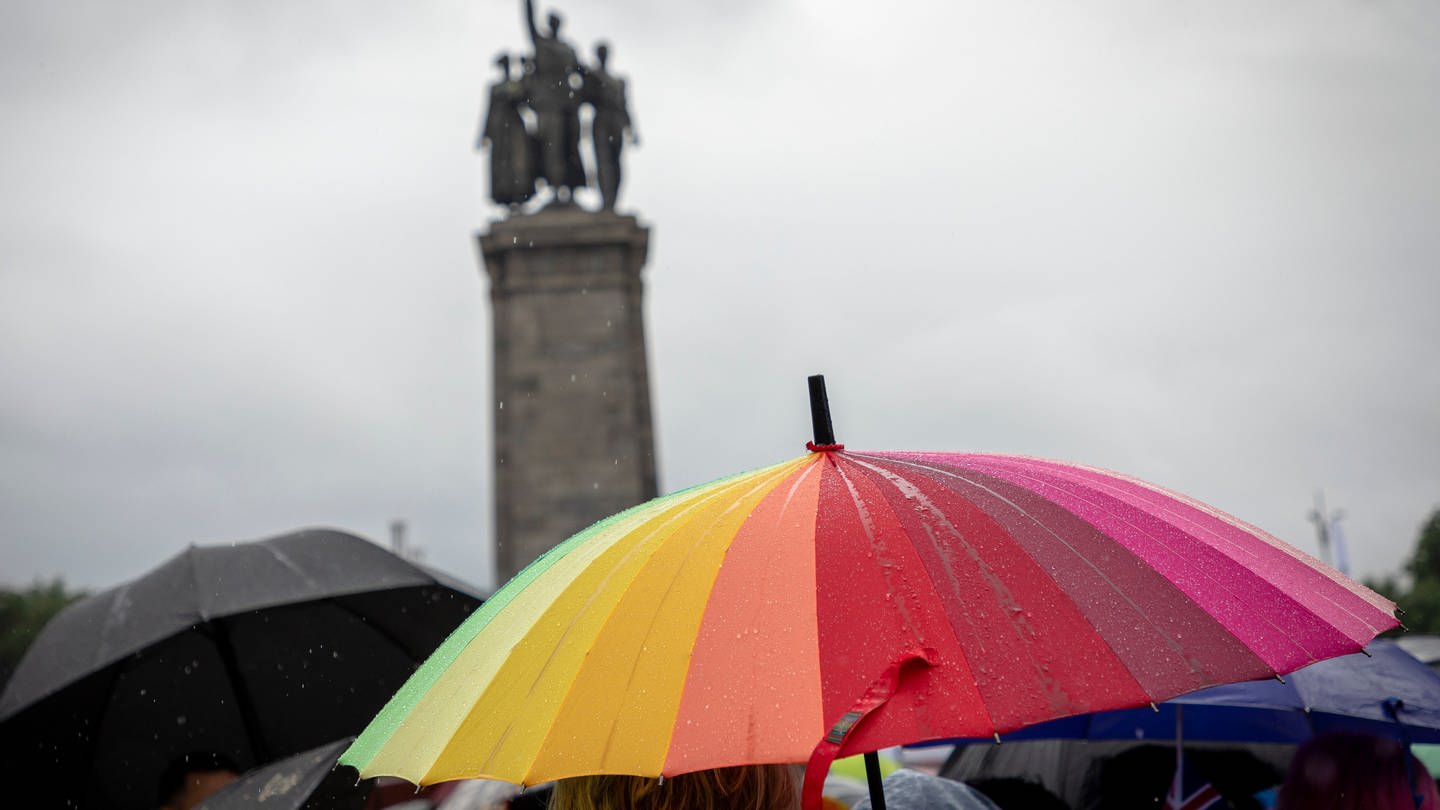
[864,751,887,810]
[808,375,835,446]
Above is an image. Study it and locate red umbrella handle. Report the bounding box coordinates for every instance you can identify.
[802,649,937,810]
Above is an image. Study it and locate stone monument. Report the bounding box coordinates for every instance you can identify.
[479,0,655,584]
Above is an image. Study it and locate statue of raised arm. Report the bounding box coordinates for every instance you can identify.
[585,42,637,211]
[522,0,586,202]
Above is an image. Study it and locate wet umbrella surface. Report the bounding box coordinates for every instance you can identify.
[340,378,1396,810]
[0,528,485,810]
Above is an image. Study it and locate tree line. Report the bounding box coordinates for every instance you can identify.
[1368,508,1440,635]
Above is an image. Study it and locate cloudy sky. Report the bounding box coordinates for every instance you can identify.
[2,0,1437,593]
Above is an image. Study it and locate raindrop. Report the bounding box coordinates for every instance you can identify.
[499,401,504,410]
[176,715,187,726]
[593,482,599,490]
[571,373,577,382]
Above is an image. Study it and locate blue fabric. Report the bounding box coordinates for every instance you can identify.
[957,641,1440,745]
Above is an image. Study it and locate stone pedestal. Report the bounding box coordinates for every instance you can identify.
[479,206,658,584]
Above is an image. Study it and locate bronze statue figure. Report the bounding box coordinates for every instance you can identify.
[523,0,587,201]
[480,54,536,207]
[480,1,638,211]
[584,42,637,211]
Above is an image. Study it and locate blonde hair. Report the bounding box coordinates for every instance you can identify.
[551,765,801,810]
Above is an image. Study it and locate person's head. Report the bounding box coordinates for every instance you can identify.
[157,751,240,810]
[1278,732,1439,810]
[595,42,610,68]
[495,53,511,73]
[551,765,801,810]
[547,12,563,36]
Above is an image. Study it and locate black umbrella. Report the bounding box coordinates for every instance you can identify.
[0,528,485,810]
[195,737,369,810]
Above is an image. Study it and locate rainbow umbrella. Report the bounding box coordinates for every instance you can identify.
[341,376,1396,810]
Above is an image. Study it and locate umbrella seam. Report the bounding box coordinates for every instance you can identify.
[470,460,806,784]
[538,462,803,781]
[955,456,1380,661]
[971,455,1391,637]
[848,453,1168,710]
[837,455,1029,731]
[439,474,755,782]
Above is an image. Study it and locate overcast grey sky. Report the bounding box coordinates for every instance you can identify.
[2,0,1437,593]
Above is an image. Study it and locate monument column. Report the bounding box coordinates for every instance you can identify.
[480,207,658,583]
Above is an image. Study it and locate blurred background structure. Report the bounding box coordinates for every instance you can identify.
[479,0,656,582]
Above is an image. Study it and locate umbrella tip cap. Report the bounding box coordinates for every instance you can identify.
[807,375,837,446]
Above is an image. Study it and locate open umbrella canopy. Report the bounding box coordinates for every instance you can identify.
[342,380,1396,810]
[0,528,485,810]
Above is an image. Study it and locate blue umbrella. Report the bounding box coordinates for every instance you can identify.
[974,640,1440,745]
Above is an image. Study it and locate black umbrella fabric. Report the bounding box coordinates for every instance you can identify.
[0,528,484,810]
[195,737,368,810]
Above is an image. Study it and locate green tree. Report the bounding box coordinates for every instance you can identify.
[0,579,87,691]
[1406,510,1440,584]
[1370,509,1440,634]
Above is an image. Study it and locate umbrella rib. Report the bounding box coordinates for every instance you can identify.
[498,462,803,782]
[830,458,1007,735]
[840,456,1055,727]
[950,456,1362,661]
[469,485,729,780]
[322,590,434,661]
[186,544,210,623]
[200,616,272,764]
[595,467,795,769]
[1044,464,1393,638]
